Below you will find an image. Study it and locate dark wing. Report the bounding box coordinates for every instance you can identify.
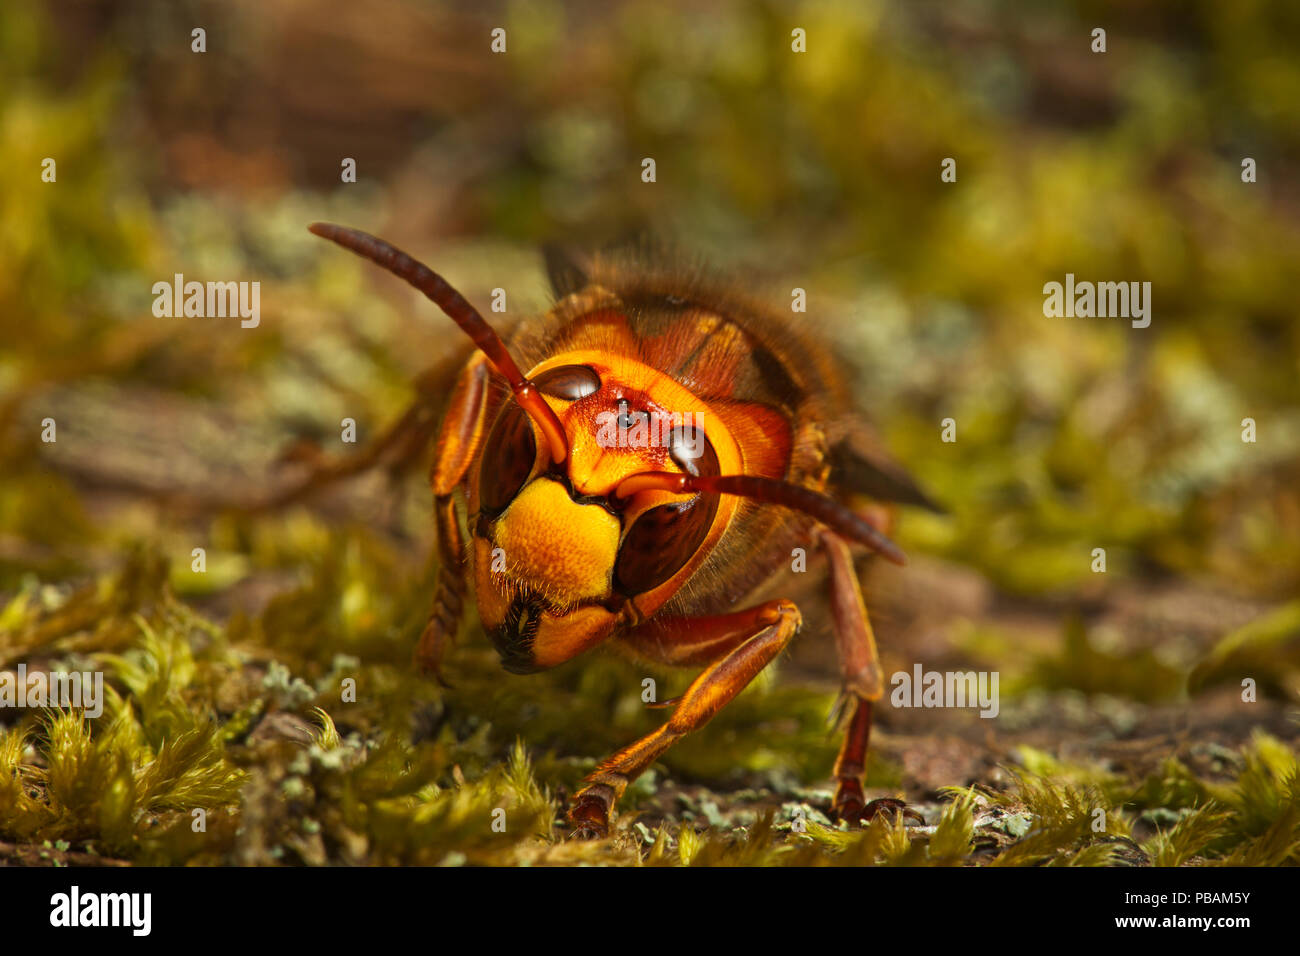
[830,428,946,514]
[542,244,593,298]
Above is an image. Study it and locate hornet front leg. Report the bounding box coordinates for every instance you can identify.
[415,353,493,680]
[820,528,922,825]
[569,599,802,838]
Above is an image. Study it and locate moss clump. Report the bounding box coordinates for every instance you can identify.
[2,547,1295,866]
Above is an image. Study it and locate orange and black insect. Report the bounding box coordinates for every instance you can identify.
[308,222,940,837]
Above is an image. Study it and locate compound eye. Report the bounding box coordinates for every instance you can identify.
[479,402,537,513]
[533,364,601,401]
[613,495,718,596]
[614,430,721,595]
[668,424,718,478]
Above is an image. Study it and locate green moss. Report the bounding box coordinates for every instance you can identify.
[1,550,1298,866]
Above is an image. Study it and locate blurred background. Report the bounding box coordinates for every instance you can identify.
[1,0,1298,865]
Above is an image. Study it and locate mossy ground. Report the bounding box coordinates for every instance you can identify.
[2,536,1297,866]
